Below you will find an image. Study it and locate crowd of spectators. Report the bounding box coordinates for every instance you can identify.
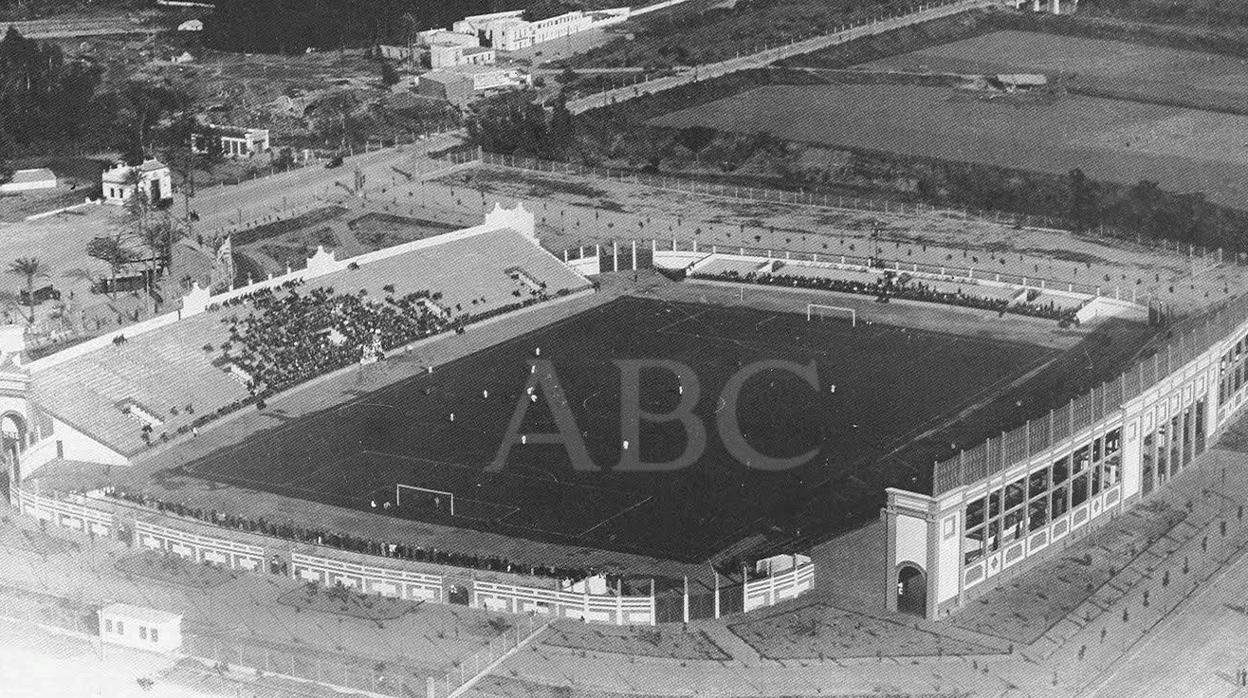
[692,268,1079,324]
[218,280,451,394]
[102,487,596,583]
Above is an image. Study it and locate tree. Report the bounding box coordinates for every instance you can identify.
[379,59,400,88]
[7,257,47,323]
[1067,168,1099,233]
[548,93,574,157]
[675,126,717,162]
[137,210,179,313]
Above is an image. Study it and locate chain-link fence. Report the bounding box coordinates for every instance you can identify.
[182,631,427,697]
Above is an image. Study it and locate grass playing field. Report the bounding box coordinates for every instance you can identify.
[861,30,1248,114]
[183,296,1057,561]
[648,83,1248,211]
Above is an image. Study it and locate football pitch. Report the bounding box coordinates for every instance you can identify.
[184,296,1056,561]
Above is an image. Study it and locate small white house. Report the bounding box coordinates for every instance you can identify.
[177,19,204,32]
[101,160,172,206]
[193,125,271,158]
[98,603,182,653]
[0,168,57,194]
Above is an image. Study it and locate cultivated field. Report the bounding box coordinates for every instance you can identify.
[649,83,1248,210]
[862,30,1248,113]
[185,296,1052,561]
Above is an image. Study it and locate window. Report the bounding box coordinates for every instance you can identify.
[1092,437,1103,463]
[1073,444,1090,474]
[105,619,113,634]
[1051,486,1069,519]
[116,621,124,635]
[964,527,984,565]
[150,628,158,643]
[1028,467,1050,497]
[1105,428,1121,457]
[1071,472,1089,507]
[1053,456,1070,485]
[139,626,147,640]
[1002,509,1025,546]
[1028,498,1048,532]
[966,497,985,530]
[988,488,1002,520]
[1004,478,1026,511]
[986,520,1001,553]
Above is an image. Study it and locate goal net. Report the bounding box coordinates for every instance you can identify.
[395,484,455,516]
[807,304,857,327]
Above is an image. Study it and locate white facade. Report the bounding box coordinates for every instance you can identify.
[194,125,270,158]
[886,297,1248,620]
[101,160,172,206]
[430,43,496,69]
[99,603,182,653]
[416,30,479,48]
[453,9,594,52]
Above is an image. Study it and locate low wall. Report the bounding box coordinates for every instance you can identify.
[135,520,265,572]
[1077,295,1150,324]
[13,489,813,625]
[472,579,656,625]
[291,551,444,602]
[15,488,111,536]
[743,562,816,612]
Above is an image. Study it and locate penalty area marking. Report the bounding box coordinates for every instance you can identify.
[576,495,654,538]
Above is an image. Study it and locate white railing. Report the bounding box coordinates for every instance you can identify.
[135,520,265,571]
[291,551,444,602]
[471,578,656,625]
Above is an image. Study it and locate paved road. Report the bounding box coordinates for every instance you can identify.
[4,16,157,39]
[188,131,463,243]
[567,0,999,114]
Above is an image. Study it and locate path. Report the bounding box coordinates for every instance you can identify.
[566,0,999,114]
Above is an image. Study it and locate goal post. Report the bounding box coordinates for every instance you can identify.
[807,304,857,327]
[395,484,455,516]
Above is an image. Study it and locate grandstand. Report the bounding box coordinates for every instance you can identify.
[23,206,592,468]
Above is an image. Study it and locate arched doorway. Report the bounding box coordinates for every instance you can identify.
[0,412,26,491]
[896,563,927,618]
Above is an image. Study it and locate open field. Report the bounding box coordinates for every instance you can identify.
[649,83,1248,210]
[184,295,1051,561]
[862,29,1248,114]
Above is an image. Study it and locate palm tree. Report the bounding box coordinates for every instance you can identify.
[7,257,47,324]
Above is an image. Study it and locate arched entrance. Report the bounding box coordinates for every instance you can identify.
[896,563,927,618]
[0,411,26,491]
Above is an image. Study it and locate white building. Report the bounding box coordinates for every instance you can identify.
[0,168,56,194]
[430,43,496,69]
[193,125,270,158]
[101,160,172,206]
[885,294,1248,620]
[98,603,183,653]
[453,9,594,52]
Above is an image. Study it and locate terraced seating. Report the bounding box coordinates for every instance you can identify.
[31,228,591,458]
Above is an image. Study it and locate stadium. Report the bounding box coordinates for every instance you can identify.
[5,167,1248,645]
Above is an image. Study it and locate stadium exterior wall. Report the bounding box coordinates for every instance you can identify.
[886,295,1248,621]
[11,488,813,626]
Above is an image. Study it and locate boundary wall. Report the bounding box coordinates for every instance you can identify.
[10,488,813,626]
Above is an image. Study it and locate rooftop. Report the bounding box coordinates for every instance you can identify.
[7,168,55,184]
